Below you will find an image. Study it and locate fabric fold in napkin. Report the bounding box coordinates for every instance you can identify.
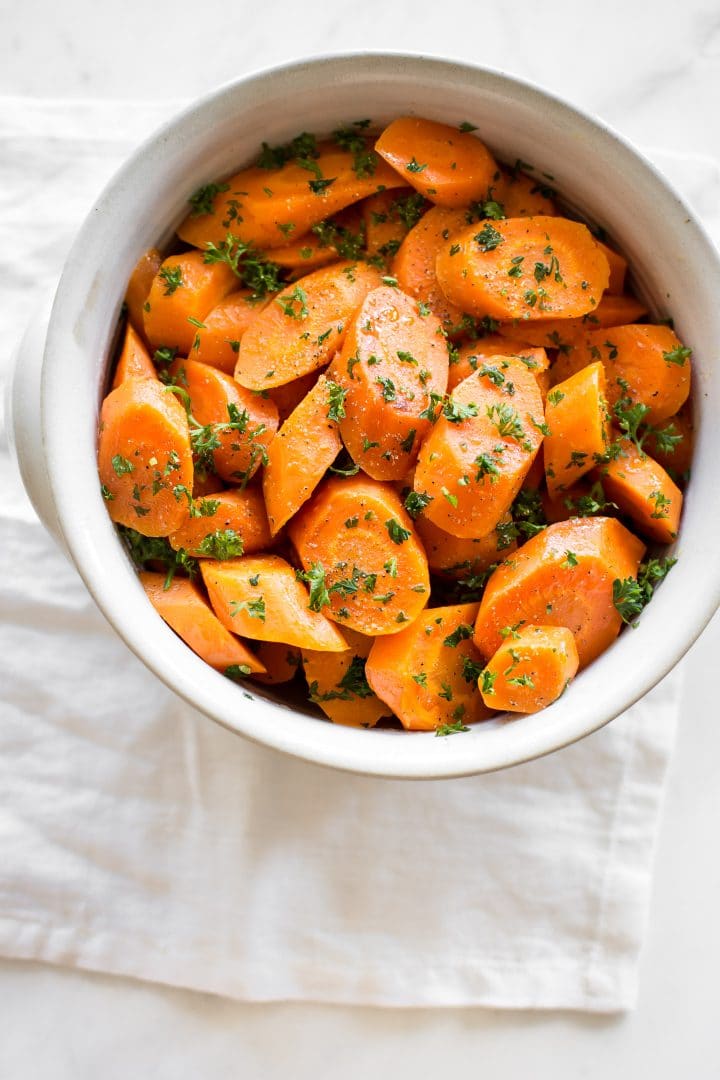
[1,97,714,1013]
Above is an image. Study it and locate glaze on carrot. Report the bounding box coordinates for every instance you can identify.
[479,624,579,713]
[143,251,237,355]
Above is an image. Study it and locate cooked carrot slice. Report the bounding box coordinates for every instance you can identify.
[448,338,548,392]
[414,512,514,578]
[644,405,693,478]
[190,291,267,374]
[479,624,579,713]
[597,241,627,294]
[598,440,682,543]
[366,602,493,730]
[202,554,349,651]
[125,247,162,335]
[473,517,646,668]
[543,361,609,497]
[266,204,365,274]
[253,642,302,685]
[435,216,610,321]
[143,252,237,355]
[496,293,648,348]
[168,487,271,557]
[414,356,546,539]
[552,324,691,424]
[140,571,266,675]
[265,237,339,272]
[334,286,448,480]
[267,370,322,424]
[375,117,498,208]
[98,378,193,536]
[495,168,558,218]
[392,205,467,331]
[361,187,425,261]
[302,628,391,728]
[262,374,343,535]
[169,358,278,485]
[192,470,226,499]
[234,261,382,390]
[176,140,405,251]
[112,322,158,388]
[288,475,430,636]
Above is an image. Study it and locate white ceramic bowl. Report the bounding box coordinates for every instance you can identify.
[10,53,720,778]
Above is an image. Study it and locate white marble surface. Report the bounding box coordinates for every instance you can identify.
[1,0,719,1076]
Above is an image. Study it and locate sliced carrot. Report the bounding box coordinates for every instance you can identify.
[392,205,467,331]
[302,628,391,728]
[201,554,349,651]
[267,370,322,424]
[334,285,448,480]
[168,487,271,557]
[140,571,266,675]
[414,512,514,578]
[644,405,693,478]
[361,187,425,261]
[98,378,193,536]
[267,204,365,273]
[192,470,226,498]
[176,140,405,251]
[473,517,646,668]
[112,322,158,388]
[169,358,278,485]
[598,440,682,543]
[435,216,610,322]
[262,374,343,535]
[495,168,558,218]
[288,475,430,636]
[479,624,579,713]
[253,642,302,684]
[143,251,237,355]
[125,247,162,335]
[496,293,648,348]
[413,356,546,539]
[597,241,627,294]
[552,324,691,424]
[190,291,268,374]
[234,261,383,390]
[541,476,614,523]
[375,117,498,208]
[448,338,548,393]
[265,237,339,272]
[366,602,494,730]
[543,361,609,496]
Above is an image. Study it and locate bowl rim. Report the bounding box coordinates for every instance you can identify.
[40,51,720,778]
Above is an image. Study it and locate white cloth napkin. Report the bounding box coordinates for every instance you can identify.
[2,98,716,1013]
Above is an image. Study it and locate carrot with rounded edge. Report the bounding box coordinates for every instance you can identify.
[479,624,579,713]
[448,338,548,393]
[436,216,610,322]
[168,487,271,557]
[234,261,383,390]
[262,374,344,535]
[289,475,430,636]
[177,140,406,251]
[169,358,278,485]
[366,602,494,730]
[202,554,349,651]
[543,361,609,497]
[496,293,648,348]
[644,405,693,478]
[334,285,448,480]
[473,517,645,668]
[143,252,237,355]
[254,642,302,685]
[392,205,467,331]
[598,440,682,544]
[375,117,498,208]
[190,291,268,374]
[495,168,558,218]
[267,370,322,425]
[112,322,158,388]
[140,571,266,675]
[414,512,514,579]
[125,247,162,335]
[302,628,392,728]
[98,378,193,536]
[597,241,627,294]
[414,356,546,539]
[361,187,424,261]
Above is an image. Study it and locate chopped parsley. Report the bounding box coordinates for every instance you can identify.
[385,518,411,544]
[296,562,330,612]
[326,380,347,422]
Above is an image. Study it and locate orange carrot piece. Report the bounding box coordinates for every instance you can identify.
[366,602,494,730]
[169,358,278,485]
[234,261,383,390]
[496,293,648,348]
[125,247,162,335]
[414,356,546,539]
[644,405,693,478]
[266,237,339,272]
[140,571,266,675]
[143,251,237,355]
[201,554,349,651]
[98,378,193,536]
[473,517,645,668]
[598,440,682,543]
[190,291,267,374]
[495,168,558,218]
[176,140,405,251]
[361,187,423,261]
[288,475,430,636]
[334,286,448,480]
[302,628,391,728]
[448,338,548,392]
[552,324,691,424]
[435,216,610,322]
[597,241,627,294]
[168,487,271,557]
[392,205,467,331]
[543,361,609,496]
[414,513,514,578]
[479,624,579,713]
[192,470,226,498]
[253,642,302,684]
[112,322,158,388]
[262,374,343,535]
[375,117,498,208]
[267,370,322,424]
